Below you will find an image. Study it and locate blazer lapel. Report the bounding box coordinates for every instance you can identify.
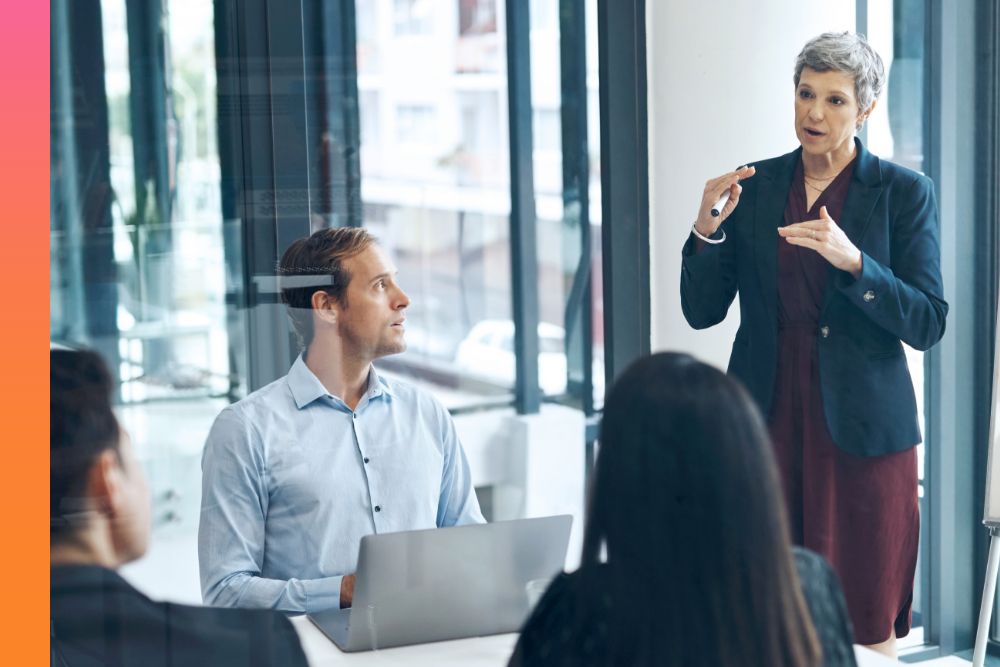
[754,149,800,326]
[822,139,883,309]
[835,138,883,245]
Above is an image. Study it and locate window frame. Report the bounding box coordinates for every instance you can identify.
[916,0,998,659]
[217,0,651,424]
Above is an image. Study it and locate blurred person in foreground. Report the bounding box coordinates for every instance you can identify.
[50,348,307,666]
[509,353,857,667]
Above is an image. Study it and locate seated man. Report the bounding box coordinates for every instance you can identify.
[50,349,307,667]
[199,227,484,613]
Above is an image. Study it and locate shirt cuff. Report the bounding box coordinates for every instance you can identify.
[300,575,346,613]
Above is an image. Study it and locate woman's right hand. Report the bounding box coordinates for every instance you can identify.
[694,165,756,237]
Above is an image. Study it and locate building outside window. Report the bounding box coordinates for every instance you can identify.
[393,0,434,36]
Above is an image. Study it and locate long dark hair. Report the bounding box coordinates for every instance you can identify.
[580,352,820,666]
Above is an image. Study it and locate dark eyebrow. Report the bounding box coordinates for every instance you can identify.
[369,271,397,285]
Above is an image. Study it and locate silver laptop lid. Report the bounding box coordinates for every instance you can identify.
[340,515,572,651]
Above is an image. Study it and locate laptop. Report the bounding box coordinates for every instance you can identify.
[307,515,572,652]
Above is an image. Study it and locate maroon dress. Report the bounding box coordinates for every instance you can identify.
[768,159,919,645]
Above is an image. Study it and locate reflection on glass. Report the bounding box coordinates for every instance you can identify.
[358,0,604,407]
[50,0,231,603]
[358,0,514,403]
[50,0,606,611]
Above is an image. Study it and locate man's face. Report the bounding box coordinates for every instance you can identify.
[109,430,151,565]
[336,244,410,361]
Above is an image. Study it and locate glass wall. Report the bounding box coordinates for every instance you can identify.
[51,0,231,601]
[355,0,604,410]
[356,0,515,404]
[50,0,604,603]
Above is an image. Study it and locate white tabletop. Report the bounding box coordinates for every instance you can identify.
[292,616,897,667]
[291,616,519,667]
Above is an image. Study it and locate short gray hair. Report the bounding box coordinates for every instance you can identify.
[794,32,886,115]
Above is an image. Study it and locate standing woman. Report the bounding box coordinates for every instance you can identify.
[680,32,947,658]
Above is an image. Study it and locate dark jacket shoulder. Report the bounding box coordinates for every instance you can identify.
[876,155,927,187]
[51,565,307,667]
[750,147,799,175]
[513,555,858,667]
[508,570,608,667]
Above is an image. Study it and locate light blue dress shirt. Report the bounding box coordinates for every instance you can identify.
[198,354,485,613]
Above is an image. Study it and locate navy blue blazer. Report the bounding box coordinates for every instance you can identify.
[680,139,947,457]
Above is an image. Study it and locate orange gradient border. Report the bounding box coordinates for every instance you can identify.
[0,0,49,661]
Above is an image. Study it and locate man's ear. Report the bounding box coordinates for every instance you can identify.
[87,449,123,518]
[311,290,339,325]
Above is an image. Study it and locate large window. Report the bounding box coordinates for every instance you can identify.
[357,0,604,411]
[50,0,230,602]
[51,0,610,603]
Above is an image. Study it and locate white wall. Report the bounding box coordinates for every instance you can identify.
[456,405,586,570]
[647,1,855,369]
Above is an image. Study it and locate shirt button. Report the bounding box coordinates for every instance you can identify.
[363,457,370,464]
[820,325,830,338]
[352,413,357,419]
[863,289,875,302]
[374,505,381,512]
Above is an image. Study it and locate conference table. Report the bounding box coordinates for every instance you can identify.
[290,616,897,666]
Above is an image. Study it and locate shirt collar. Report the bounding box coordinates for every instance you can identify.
[287,354,394,410]
[366,364,395,400]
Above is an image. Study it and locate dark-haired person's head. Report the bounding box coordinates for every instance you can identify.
[581,352,820,667]
[51,349,150,568]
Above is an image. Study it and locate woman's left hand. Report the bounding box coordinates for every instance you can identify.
[778,205,864,278]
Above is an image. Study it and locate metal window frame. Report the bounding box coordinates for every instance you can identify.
[215,0,351,391]
[977,0,1000,656]
[917,0,994,659]
[50,0,86,342]
[51,0,121,382]
[560,0,595,419]
[596,0,650,388]
[125,0,173,234]
[505,0,542,415]
[315,0,363,229]
[124,0,175,374]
